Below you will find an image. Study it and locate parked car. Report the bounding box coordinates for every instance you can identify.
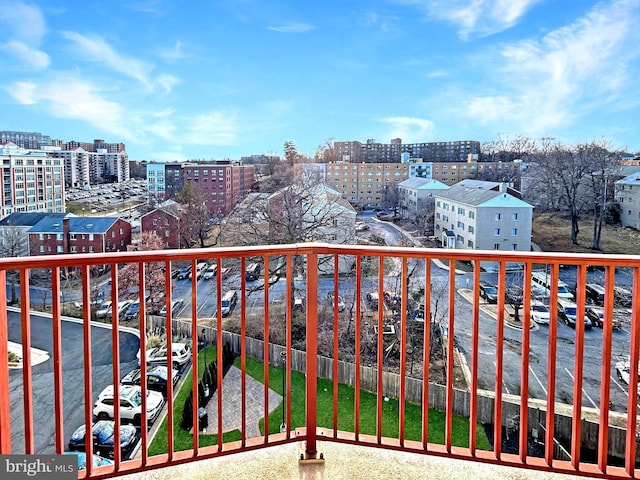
[585,306,625,330]
[116,300,133,318]
[203,265,217,280]
[120,365,179,397]
[139,342,191,369]
[219,290,238,316]
[176,267,191,280]
[585,283,606,305]
[530,301,551,325]
[123,301,140,321]
[191,262,208,280]
[479,281,498,304]
[327,292,346,312]
[67,420,137,459]
[159,298,184,317]
[170,269,181,279]
[614,286,632,307]
[95,301,113,318]
[293,296,305,312]
[355,221,369,232]
[245,262,261,281]
[366,292,379,310]
[93,384,164,425]
[64,451,114,471]
[615,357,640,391]
[556,299,592,329]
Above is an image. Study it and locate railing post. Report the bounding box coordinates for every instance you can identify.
[302,250,323,462]
[0,270,10,453]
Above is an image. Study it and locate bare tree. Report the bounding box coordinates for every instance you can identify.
[118,232,172,315]
[175,181,216,248]
[0,223,28,304]
[314,137,337,163]
[580,140,621,250]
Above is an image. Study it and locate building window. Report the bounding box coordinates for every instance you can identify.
[153,219,157,225]
[457,207,465,215]
[511,244,517,250]
[511,213,518,221]
[89,246,94,253]
[467,240,474,248]
[39,246,44,253]
[494,243,500,250]
[112,231,115,238]
[469,211,475,219]
[457,221,464,229]
[70,246,77,253]
[89,234,94,241]
[494,228,500,236]
[165,230,170,237]
[495,213,501,221]
[468,226,474,233]
[511,228,517,236]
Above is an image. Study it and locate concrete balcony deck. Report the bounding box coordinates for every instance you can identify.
[114,442,584,480]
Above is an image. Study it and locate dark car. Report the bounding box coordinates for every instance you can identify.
[123,301,140,321]
[585,306,626,330]
[479,281,498,304]
[176,267,191,280]
[121,365,179,397]
[67,420,137,459]
[614,286,632,307]
[585,283,606,305]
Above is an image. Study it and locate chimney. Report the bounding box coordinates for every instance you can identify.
[63,217,70,253]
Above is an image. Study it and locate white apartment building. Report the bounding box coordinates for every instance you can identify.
[50,148,129,187]
[398,178,449,215]
[615,173,640,229]
[0,143,65,220]
[433,180,533,253]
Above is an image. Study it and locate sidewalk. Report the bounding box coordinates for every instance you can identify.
[198,366,281,437]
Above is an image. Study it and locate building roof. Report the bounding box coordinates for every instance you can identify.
[0,212,69,227]
[28,216,125,234]
[616,172,640,185]
[436,181,532,209]
[399,178,449,190]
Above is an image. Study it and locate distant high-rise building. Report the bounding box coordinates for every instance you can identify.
[334,139,480,163]
[49,148,129,187]
[0,131,52,150]
[0,143,65,220]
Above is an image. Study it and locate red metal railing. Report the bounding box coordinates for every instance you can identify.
[0,244,639,479]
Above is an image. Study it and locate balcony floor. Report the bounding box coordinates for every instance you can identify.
[114,442,584,480]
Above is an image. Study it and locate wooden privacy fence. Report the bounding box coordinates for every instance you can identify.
[146,316,634,463]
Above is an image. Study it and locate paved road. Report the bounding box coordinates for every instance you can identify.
[7,308,140,455]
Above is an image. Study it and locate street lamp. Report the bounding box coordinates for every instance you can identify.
[280,351,286,433]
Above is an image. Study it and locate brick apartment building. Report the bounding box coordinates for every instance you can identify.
[28,216,132,256]
[140,200,184,249]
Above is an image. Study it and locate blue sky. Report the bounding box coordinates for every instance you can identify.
[1,0,639,161]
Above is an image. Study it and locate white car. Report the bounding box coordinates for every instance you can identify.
[530,301,550,325]
[95,301,112,318]
[202,265,217,280]
[159,298,184,317]
[139,342,191,369]
[93,384,164,425]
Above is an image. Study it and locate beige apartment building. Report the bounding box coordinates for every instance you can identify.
[321,162,410,209]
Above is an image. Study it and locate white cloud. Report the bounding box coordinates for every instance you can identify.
[61,31,152,85]
[6,78,134,140]
[61,31,177,93]
[0,40,50,69]
[267,22,315,33]
[0,2,47,41]
[183,112,238,145]
[399,0,540,38]
[378,116,435,142]
[159,40,186,61]
[0,2,49,69]
[463,0,640,135]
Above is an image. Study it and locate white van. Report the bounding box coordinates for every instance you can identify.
[220,290,238,316]
[531,271,574,300]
